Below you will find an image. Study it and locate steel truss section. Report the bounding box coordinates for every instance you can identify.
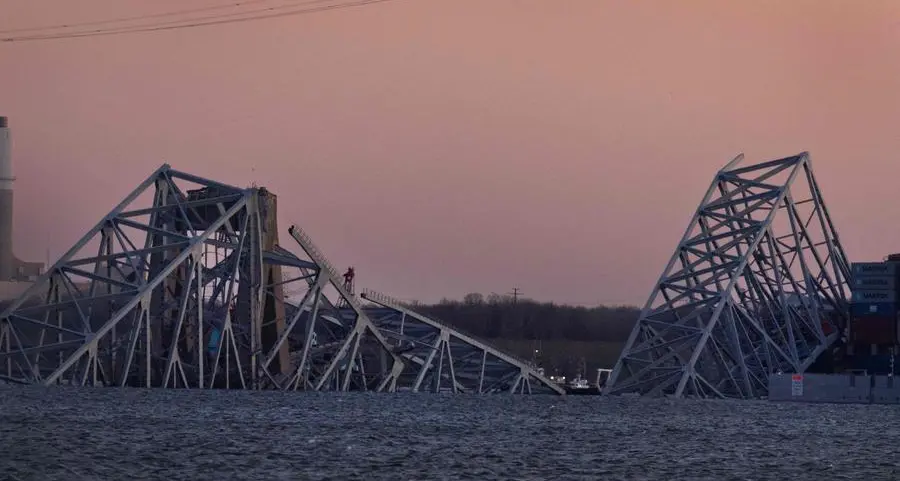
[279,226,404,392]
[0,163,554,395]
[604,153,850,399]
[0,165,403,391]
[360,289,566,395]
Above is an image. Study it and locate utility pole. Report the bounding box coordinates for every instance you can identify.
[510,287,522,304]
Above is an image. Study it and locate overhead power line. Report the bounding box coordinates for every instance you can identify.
[1,0,399,43]
[0,0,273,34]
[23,0,345,38]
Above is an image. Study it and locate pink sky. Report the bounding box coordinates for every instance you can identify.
[1,0,899,306]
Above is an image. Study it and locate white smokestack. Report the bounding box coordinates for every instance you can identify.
[0,116,10,190]
[0,116,16,279]
[0,117,44,281]
[0,117,43,281]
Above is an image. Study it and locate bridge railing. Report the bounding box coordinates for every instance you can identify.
[288,225,341,282]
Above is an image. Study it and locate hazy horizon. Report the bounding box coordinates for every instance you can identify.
[2,0,899,306]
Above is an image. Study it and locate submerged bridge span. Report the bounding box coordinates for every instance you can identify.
[0,165,562,395]
[604,153,851,400]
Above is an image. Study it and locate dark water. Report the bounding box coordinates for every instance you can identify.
[1,387,899,480]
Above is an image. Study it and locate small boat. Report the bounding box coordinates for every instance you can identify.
[564,375,599,395]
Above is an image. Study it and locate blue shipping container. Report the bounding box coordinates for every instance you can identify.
[852,290,897,303]
[207,328,221,355]
[858,354,900,375]
[852,276,897,290]
[850,302,898,317]
[852,262,897,277]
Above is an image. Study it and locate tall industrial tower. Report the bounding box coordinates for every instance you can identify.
[0,116,43,281]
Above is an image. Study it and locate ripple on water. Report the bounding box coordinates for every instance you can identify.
[1,387,900,480]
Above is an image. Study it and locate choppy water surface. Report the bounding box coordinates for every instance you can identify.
[1,386,899,480]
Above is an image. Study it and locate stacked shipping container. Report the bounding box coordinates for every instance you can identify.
[768,256,900,398]
[849,261,899,347]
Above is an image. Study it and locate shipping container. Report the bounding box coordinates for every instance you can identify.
[849,354,875,372]
[852,275,897,290]
[852,290,897,303]
[851,316,897,345]
[852,262,897,277]
[855,353,900,375]
[850,302,897,317]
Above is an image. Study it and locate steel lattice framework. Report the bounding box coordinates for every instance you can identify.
[0,164,559,395]
[604,153,851,399]
[361,290,565,395]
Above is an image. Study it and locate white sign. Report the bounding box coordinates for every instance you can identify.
[791,374,803,396]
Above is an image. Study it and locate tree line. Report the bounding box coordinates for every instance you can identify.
[409,292,641,343]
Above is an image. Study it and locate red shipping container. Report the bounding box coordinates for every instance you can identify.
[851,316,897,345]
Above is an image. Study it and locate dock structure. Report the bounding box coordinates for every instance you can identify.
[0,165,561,394]
[604,153,851,399]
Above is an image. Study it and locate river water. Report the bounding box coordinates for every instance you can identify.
[1,386,899,480]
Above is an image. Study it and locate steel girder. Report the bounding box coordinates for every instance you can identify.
[359,290,566,395]
[0,165,403,391]
[0,164,560,395]
[280,226,404,392]
[604,153,851,399]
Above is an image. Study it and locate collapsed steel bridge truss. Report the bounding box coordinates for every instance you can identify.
[0,164,559,395]
[605,153,851,399]
[360,290,565,395]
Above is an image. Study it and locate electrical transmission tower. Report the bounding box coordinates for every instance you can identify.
[510,288,522,304]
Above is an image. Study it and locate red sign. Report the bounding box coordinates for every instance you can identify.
[791,374,803,381]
